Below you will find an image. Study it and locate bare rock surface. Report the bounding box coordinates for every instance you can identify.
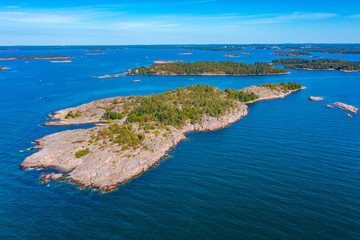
[21,85,303,192]
[334,102,358,113]
[325,104,334,108]
[308,96,324,101]
[242,86,305,103]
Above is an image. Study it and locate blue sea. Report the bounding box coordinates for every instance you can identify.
[0,47,359,239]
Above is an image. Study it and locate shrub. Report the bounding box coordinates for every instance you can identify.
[75,148,90,158]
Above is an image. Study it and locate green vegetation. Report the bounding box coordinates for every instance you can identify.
[129,61,288,76]
[103,109,125,120]
[75,148,90,158]
[87,83,301,149]
[259,82,302,91]
[65,110,82,119]
[225,89,259,102]
[127,85,237,127]
[97,124,145,149]
[272,52,311,56]
[272,59,360,71]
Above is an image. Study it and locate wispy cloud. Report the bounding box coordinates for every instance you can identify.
[348,14,360,18]
[184,12,337,23]
[172,0,217,5]
[240,12,338,24]
[116,21,178,29]
[0,13,75,23]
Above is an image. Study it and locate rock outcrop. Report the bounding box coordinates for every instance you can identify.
[308,96,324,101]
[40,173,63,183]
[334,102,358,113]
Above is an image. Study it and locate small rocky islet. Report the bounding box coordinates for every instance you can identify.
[21,83,304,192]
[308,96,358,114]
[0,55,74,60]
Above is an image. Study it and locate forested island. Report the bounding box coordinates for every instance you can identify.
[127,61,289,76]
[272,52,311,56]
[272,58,360,72]
[0,55,74,60]
[21,83,303,192]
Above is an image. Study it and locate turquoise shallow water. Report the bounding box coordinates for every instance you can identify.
[0,48,359,239]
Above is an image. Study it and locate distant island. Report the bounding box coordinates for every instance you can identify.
[127,61,289,76]
[0,55,74,60]
[2,44,360,54]
[224,54,239,58]
[272,58,360,72]
[86,52,105,55]
[0,67,10,70]
[50,60,72,63]
[153,60,183,64]
[272,52,311,56]
[21,83,304,191]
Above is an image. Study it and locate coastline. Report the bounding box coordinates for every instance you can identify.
[21,85,303,191]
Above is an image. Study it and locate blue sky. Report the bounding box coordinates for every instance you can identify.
[0,0,359,45]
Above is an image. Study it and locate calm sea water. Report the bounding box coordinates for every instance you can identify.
[0,48,359,239]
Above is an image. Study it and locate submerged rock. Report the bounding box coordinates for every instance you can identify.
[325,104,334,108]
[308,96,324,101]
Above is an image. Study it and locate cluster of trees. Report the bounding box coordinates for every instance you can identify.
[97,124,145,149]
[126,84,237,127]
[65,110,82,119]
[224,89,259,102]
[260,82,302,91]
[129,61,288,75]
[103,109,125,120]
[272,58,360,71]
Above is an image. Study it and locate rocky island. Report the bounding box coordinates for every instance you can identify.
[224,54,240,58]
[127,61,289,76]
[308,96,324,101]
[0,67,10,70]
[272,58,360,72]
[334,102,358,113]
[0,55,74,60]
[153,60,183,64]
[21,83,303,192]
[86,52,105,55]
[272,52,311,56]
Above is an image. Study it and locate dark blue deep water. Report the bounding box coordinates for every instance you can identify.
[0,48,359,239]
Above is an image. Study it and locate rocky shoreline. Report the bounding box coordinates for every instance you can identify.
[21,85,303,192]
